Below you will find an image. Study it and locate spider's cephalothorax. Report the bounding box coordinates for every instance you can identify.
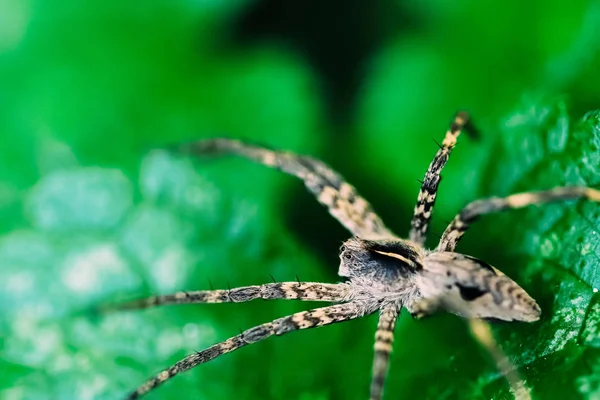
[113,112,600,400]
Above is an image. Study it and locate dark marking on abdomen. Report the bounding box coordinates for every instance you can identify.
[457,284,487,301]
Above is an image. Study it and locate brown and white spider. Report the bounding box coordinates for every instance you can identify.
[116,112,600,399]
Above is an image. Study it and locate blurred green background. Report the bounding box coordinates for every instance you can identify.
[1,0,600,399]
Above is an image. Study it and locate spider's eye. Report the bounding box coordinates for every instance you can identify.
[339,245,346,254]
[344,253,352,260]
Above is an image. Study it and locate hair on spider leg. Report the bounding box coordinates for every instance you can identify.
[268,273,277,284]
[296,274,302,284]
[432,138,444,150]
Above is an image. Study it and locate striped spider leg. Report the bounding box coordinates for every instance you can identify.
[126,299,374,399]
[114,112,600,400]
[178,138,395,240]
[370,307,398,400]
[111,282,351,310]
[409,111,474,244]
[438,186,600,252]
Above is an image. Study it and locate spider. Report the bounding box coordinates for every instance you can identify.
[115,112,600,399]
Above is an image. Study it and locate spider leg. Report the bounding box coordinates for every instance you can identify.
[125,301,372,399]
[369,307,399,400]
[404,297,440,319]
[175,139,394,239]
[468,319,531,400]
[438,186,600,252]
[407,299,532,399]
[409,111,471,244]
[106,282,350,311]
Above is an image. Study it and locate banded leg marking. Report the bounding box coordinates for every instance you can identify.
[109,282,350,311]
[126,301,371,399]
[177,139,394,239]
[369,307,399,400]
[438,186,600,252]
[409,111,471,244]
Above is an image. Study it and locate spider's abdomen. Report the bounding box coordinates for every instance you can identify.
[338,238,423,289]
[416,252,541,322]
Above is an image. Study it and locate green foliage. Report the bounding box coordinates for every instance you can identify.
[1,1,600,399]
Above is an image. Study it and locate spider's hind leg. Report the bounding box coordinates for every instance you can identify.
[406,298,532,399]
[409,112,474,245]
[468,319,531,400]
[126,301,371,399]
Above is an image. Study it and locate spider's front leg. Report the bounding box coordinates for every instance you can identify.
[369,307,399,400]
[409,111,475,244]
[175,139,394,240]
[438,186,600,252]
[126,300,373,399]
[105,282,350,311]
